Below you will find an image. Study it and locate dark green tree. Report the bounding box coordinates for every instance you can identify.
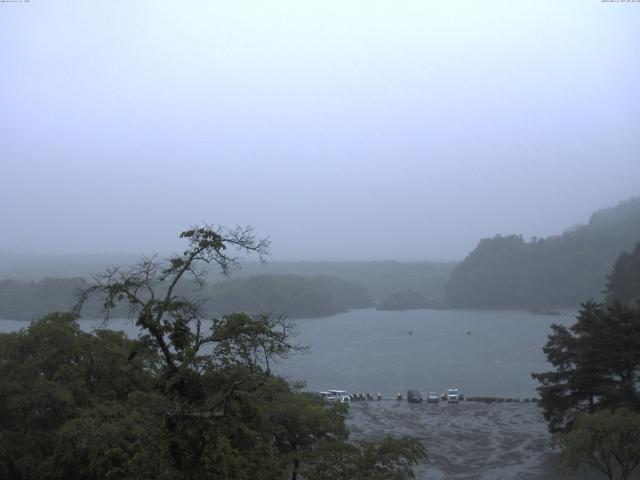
[532,301,640,432]
[605,241,640,306]
[0,312,163,480]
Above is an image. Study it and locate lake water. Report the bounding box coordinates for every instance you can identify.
[276,308,575,399]
[0,308,573,398]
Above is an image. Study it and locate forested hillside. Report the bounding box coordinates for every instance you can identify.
[0,257,455,304]
[605,241,640,306]
[0,258,454,319]
[230,261,455,303]
[202,274,372,318]
[0,274,372,321]
[0,278,109,321]
[446,197,640,308]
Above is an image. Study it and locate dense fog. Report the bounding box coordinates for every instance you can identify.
[1,1,639,260]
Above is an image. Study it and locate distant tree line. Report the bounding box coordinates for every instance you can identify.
[229,261,455,303]
[605,241,640,306]
[203,274,372,319]
[446,197,640,308]
[0,277,106,320]
[0,255,456,306]
[376,289,447,311]
[0,274,372,321]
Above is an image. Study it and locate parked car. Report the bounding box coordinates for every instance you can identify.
[427,392,440,403]
[446,388,463,403]
[407,389,423,403]
[327,389,351,404]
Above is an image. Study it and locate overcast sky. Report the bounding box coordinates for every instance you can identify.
[1,1,638,261]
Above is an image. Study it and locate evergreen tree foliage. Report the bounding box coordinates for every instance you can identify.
[605,241,640,306]
[532,301,640,433]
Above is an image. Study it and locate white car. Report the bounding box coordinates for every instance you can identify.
[327,389,351,404]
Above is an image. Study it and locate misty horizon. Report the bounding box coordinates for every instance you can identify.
[2,1,639,261]
[0,195,637,262]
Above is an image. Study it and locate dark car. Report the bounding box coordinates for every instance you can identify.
[407,389,423,403]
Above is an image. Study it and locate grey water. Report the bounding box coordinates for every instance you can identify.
[1,308,573,398]
[275,308,574,399]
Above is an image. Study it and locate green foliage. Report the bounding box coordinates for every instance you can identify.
[554,408,640,480]
[446,197,640,308]
[0,312,162,480]
[532,301,640,432]
[605,241,640,306]
[211,312,303,374]
[50,395,175,480]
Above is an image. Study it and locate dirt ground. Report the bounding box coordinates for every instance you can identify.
[346,400,635,480]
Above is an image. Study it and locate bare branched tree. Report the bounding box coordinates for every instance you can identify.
[74,224,271,372]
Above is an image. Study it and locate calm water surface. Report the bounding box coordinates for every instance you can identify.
[274,308,574,398]
[1,308,573,397]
